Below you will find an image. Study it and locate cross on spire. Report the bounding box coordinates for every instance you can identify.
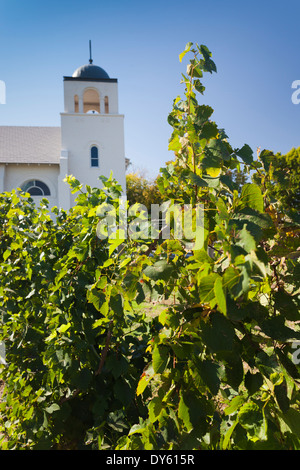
[89,40,93,64]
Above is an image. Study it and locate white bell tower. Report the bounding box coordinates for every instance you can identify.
[59,42,126,209]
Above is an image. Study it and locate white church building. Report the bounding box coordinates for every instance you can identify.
[0,45,126,211]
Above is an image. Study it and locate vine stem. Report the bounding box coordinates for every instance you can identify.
[95,321,113,376]
[272,262,281,290]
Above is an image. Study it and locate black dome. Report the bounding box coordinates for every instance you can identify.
[72,63,110,79]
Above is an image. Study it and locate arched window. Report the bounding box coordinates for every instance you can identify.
[74,94,79,113]
[83,88,100,114]
[105,96,109,114]
[91,146,99,167]
[22,180,51,196]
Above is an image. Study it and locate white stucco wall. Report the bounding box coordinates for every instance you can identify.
[61,112,126,201]
[58,152,70,210]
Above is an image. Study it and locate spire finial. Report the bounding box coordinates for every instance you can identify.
[89,40,93,64]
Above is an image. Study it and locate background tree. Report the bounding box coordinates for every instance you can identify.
[126,172,162,211]
[253,147,300,259]
[255,147,300,221]
[226,167,249,193]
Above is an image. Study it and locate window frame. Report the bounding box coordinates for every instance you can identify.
[90,145,99,168]
[21,180,51,197]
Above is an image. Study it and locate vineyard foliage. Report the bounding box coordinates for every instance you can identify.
[0,43,300,450]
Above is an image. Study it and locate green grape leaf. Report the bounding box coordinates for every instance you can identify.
[179,42,193,62]
[148,396,164,423]
[152,345,169,374]
[194,358,221,395]
[236,225,256,253]
[245,371,264,396]
[225,395,245,416]
[274,381,290,413]
[236,144,254,164]
[239,183,264,213]
[238,402,263,433]
[199,273,221,304]
[143,260,176,281]
[201,312,235,353]
[214,276,227,314]
[178,392,211,433]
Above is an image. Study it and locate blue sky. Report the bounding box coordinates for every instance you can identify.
[1,0,300,179]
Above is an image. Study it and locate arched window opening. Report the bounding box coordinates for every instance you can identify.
[83,88,100,114]
[105,96,109,114]
[74,94,79,113]
[22,180,51,196]
[91,146,99,167]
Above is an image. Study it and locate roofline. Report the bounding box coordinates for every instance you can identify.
[63,76,118,83]
[0,125,60,129]
[1,161,59,165]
